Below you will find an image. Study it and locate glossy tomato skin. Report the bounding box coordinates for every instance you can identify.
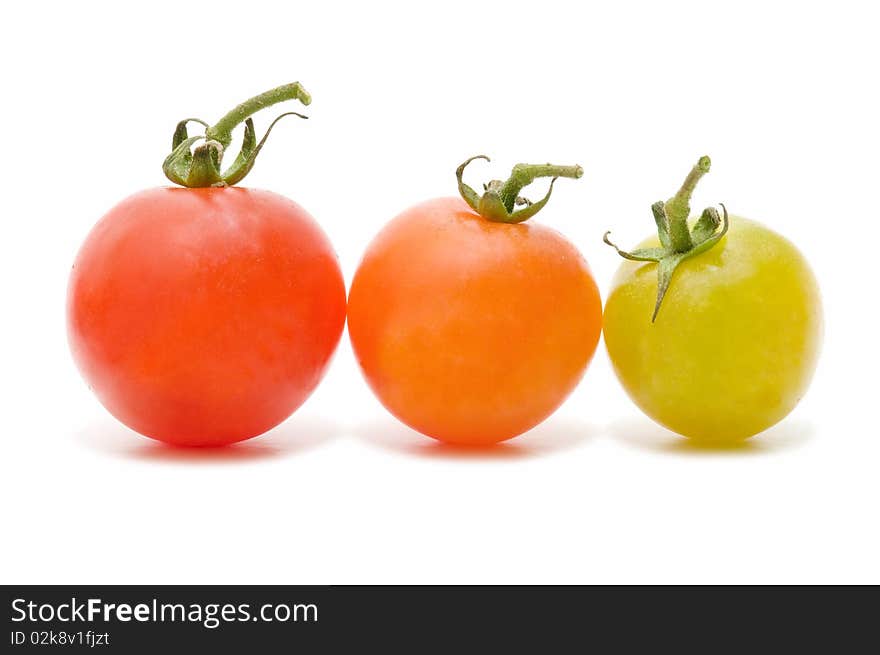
[604,216,822,442]
[348,197,603,445]
[68,187,346,446]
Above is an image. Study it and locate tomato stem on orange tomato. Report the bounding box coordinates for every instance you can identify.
[456,155,583,224]
[603,156,729,322]
[162,82,312,188]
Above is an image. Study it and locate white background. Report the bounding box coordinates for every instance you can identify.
[1,0,877,584]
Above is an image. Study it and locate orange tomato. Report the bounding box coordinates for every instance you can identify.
[348,195,602,445]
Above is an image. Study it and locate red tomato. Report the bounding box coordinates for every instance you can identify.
[68,187,345,446]
[348,192,602,446]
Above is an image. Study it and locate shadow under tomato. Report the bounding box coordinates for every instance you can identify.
[75,413,341,464]
[608,416,815,456]
[354,415,597,460]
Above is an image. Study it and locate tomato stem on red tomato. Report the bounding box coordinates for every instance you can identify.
[456,155,583,224]
[603,156,729,322]
[162,82,312,188]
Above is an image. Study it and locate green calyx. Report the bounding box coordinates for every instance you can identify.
[604,156,730,322]
[162,82,312,188]
[456,155,583,223]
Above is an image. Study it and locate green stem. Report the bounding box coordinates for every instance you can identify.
[456,156,582,223]
[206,82,311,148]
[162,82,312,188]
[498,163,584,213]
[665,155,711,252]
[602,155,729,322]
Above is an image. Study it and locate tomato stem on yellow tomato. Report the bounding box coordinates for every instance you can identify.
[162,82,312,188]
[456,156,583,223]
[603,155,729,322]
[665,155,711,252]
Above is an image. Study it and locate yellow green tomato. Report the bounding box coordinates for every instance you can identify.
[603,157,823,443]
